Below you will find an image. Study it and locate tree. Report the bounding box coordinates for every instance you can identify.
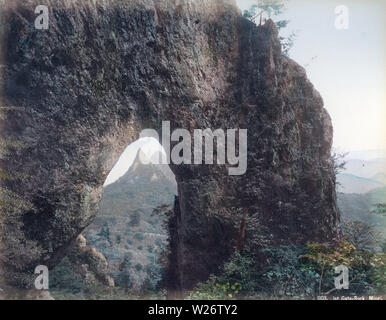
[371,204,386,253]
[243,1,287,22]
[97,224,111,243]
[116,254,132,288]
[129,212,141,227]
[243,1,296,56]
[332,151,348,176]
[372,203,386,216]
[342,220,381,251]
[303,241,385,296]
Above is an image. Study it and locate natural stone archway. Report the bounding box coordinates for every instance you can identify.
[0,0,339,293]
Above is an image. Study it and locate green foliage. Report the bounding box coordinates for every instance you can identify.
[129,212,141,227]
[134,233,144,241]
[50,257,85,294]
[243,1,286,21]
[332,152,348,176]
[342,220,382,250]
[381,241,386,254]
[187,275,242,300]
[143,257,164,291]
[115,273,132,288]
[372,203,386,216]
[259,246,319,298]
[302,241,386,295]
[338,187,386,237]
[187,240,386,299]
[221,252,259,293]
[187,247,317,299]
[116,254,132,288]
[119,254,132,271]
[243,1,295,56]
[51,283,145,300]
[97,225,110,242]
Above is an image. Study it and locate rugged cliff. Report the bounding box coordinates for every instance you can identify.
[0,0,339,294]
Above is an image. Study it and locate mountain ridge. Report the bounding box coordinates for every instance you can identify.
[337,173,385,194]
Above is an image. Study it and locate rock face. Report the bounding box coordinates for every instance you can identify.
[65,234,115,288]
[0,0,339,293]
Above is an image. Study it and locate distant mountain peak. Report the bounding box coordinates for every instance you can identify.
[106,148,177,196]
[130,148,151,172]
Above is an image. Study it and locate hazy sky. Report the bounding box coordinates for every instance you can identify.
[106,0,386,185]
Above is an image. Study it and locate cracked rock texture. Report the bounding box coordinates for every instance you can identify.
[0,0,338,293]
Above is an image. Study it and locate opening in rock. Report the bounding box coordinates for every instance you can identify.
[51,138,177,295]
[92,138,176,292]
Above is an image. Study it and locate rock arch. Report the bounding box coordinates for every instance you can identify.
[0,0,339,293]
